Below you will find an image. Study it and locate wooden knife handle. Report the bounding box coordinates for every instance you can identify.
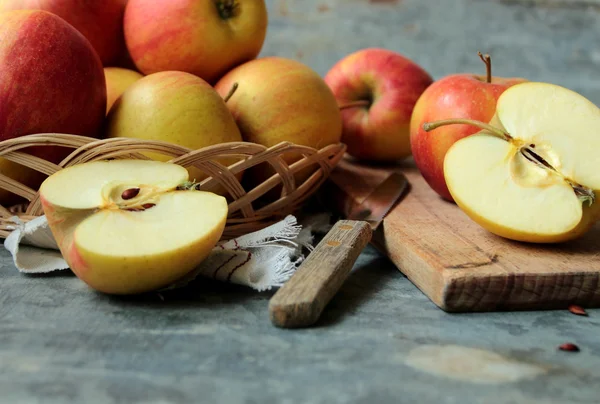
[268,220,372,328]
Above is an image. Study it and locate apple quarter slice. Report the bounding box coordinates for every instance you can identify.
[40,159,228,294]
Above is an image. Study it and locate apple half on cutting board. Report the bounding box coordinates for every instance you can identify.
[424,82,600,243]
[40,160,228,294]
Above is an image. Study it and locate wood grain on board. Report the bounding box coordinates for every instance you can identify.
[327,157,600,312]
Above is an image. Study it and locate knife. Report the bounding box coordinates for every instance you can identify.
[344,171,409,230]
[268,169,409,328]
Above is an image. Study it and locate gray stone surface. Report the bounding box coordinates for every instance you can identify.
[1,1,600,403]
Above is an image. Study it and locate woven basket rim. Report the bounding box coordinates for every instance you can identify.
[0,132,346,240]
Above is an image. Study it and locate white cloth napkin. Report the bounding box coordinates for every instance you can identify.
[3,213,332,292]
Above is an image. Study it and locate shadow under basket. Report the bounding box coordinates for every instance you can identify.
[0,133,346,240]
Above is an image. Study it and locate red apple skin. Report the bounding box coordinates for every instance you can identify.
[0,0,128,66]
[0,10,106,146]
[0,10,106,204]
[124,0,268,83]
[409,73,528,201]
[324,48,434,162]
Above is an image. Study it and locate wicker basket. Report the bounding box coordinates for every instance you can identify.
[0,133,346,240]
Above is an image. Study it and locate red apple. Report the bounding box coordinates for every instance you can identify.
[324,48,433,162]
[0,0,128,66]
[124,0,268,83]
[0,10,106,205]
[409,53,528,201]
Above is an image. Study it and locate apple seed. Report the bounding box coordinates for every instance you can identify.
[520,147,555,171]
[142,203,156,209]
[121,188,140,200]
[568,304,588,316]
[520,147,595,206]
[558,343,580,352]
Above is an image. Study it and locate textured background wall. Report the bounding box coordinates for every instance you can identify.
[262,0,600,104]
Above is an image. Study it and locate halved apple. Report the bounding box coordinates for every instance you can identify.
[39,159,228,294]
[423,82,600,243]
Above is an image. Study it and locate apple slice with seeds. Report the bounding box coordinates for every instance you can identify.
[40,159,228,294]
[423,82,600,243]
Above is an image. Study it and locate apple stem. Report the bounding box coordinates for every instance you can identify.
[223,82,239,103]
[478,51,492,83]
[338,100,371,110]
[422,119,512,141]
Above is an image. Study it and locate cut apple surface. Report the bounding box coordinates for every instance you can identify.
[495,82,600,188]
[40,160,228,294]
[430,82,600,243]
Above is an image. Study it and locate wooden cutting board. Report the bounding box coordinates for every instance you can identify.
[327,157,600,312]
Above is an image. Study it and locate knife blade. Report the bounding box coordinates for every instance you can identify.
[346,171,409,230]
[268,169,410,328]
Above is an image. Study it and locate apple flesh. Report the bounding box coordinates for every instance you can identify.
[40,160,229,294]
[124,0,268,83]
[104,67,144,114]
[0,0,128,66]
[324,48,433,161]
[0,10,106,206]
[410,53,527,201]
[426,82,600,243]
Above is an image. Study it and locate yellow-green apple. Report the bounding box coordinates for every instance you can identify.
[214,56,342,150]
[40,159,228,294]
[424,82,600,243]
[324,48,433,161]
[214,56,342,190]
[104,67,144,114]
[124,0,268,83]
[105,71,243,193]
[410,53,528,201]
[0,0,128,66]
[0,10,106,206]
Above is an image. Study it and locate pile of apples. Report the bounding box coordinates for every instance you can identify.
[0,0,351,294]
[0,0,349,204]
